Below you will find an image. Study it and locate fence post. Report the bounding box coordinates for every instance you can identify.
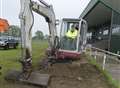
[94,51,97,60]
[117,51,120,55]
[102,54,107,70]
[89,48,92,56]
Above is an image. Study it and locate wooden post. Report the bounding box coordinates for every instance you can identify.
[103,54,107,70]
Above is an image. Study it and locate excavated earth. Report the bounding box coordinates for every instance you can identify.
[2,55,115,88]
[38,60,114,88]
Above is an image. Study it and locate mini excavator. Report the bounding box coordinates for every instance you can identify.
[5,0,87,87]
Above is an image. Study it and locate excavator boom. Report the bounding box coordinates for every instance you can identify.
[19,0,57,75]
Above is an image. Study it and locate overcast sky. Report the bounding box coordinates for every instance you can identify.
[0,0,90,36]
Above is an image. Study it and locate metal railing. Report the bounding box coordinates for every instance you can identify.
[86,46,120,81]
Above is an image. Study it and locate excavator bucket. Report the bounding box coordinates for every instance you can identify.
[5,70,50,87]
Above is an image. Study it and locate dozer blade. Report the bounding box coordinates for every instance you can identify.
[5,70,50,87]
[20,72,50,87]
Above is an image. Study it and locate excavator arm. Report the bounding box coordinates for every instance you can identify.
[32,0,57,48]
[19,0,57,77]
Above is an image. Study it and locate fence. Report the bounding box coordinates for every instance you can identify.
[86,46,120,82]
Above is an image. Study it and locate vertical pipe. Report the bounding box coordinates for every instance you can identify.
[108,10,114,51]
[0,0,2,17]
[0,0,3,36]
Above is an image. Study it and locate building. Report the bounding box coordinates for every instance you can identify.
[80,0,120,53]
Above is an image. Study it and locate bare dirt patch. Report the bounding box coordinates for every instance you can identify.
[38,58,114,88]
[1,57,115,88]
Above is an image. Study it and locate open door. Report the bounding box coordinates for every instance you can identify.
[77,19,87,52]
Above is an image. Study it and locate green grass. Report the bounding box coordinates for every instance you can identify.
[0,40,48,83]
[86,54,120,88]
[32,40,48,68]
[1,41,119,88]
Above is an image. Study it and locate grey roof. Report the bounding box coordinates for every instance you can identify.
[80,0,98,18]
[80,0,120,18]
[79,0,120,28]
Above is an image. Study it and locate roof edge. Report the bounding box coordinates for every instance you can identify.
[79,0,99,18]
[80,0,120,19]
[100,0,120,14]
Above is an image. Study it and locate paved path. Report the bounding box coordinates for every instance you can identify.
[93,52,120,82]
[106,64,120,82]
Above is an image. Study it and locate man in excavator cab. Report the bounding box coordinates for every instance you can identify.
[66,24,78,39]
[61,23,79,50]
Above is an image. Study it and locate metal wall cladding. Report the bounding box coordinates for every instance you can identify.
[110,11,120,53]
[100,0,120,14]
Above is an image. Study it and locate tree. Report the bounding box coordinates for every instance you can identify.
[34,30,44,40]
[44,34,49,40]
[0,25,21,37]
[9,25,21,37]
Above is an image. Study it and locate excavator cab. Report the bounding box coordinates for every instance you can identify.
[56,18,87,59]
